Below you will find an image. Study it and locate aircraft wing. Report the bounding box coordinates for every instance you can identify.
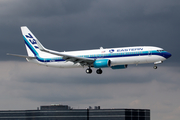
[36,38,95,66]
[40,49,95,66]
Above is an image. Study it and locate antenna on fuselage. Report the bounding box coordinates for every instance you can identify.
[100,47,103,49]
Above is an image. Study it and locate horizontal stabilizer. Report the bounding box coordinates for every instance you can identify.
[7,53,36,59]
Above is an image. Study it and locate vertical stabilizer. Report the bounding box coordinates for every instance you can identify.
[21,26,45,57]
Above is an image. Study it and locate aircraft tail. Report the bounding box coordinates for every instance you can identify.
[21,26,46,57]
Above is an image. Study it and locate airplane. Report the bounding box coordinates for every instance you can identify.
[7,26,172,74]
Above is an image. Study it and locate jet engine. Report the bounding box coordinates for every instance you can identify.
[93,59,111,68]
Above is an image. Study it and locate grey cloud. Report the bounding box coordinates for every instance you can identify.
[0,61,180,120]
[16,65,180,85]
[1,0,93,17]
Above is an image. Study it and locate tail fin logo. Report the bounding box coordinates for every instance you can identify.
[25,33,39,49]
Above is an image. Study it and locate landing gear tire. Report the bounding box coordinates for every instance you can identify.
[96,68,102,74]
[86,68,92,74]
[153,66,157,69]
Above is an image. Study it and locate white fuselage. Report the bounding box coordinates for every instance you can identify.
[27,46,167,68]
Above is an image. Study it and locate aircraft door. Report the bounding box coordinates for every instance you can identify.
[148,51,152,56]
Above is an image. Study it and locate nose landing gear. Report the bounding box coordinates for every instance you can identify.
[153,65,158,69]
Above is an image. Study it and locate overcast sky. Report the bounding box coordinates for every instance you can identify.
[0,0,180,120]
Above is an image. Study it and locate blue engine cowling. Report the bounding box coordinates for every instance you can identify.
[111,65,128,69]
[93,59,111,68]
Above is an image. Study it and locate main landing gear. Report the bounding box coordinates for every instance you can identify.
[86,67,92,74]
[96,68,102,74]
[85,67,102,74]
[153,65,158,69]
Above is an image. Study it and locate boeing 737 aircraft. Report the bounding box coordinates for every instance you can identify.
[8,26,172,74]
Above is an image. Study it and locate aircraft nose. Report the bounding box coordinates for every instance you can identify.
[164,52,172,59]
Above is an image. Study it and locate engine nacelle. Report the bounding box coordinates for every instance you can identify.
[93,59,111,68]
[111,65,128,69]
